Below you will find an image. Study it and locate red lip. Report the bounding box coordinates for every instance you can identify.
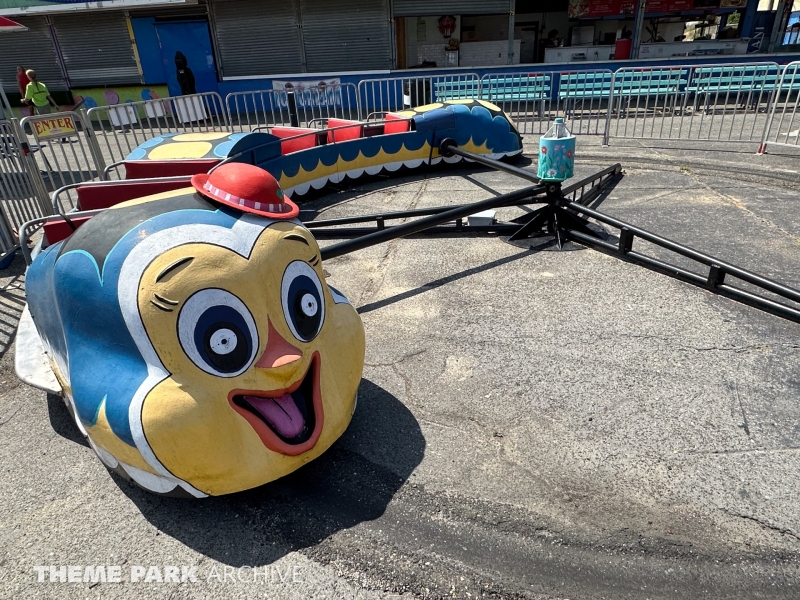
[228,352,323,456]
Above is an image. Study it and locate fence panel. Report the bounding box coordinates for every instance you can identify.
[86,92,228,171]
[761,61,800,153]
[19,111,104,212]
[604,66,689,143]
[358,73,480,116]
[0,87,11,120]
[0,119,47,246]
[554,70,614,136]
[607,62,779,144]
[479,72,554,135]
[478,70,612,136]
[226,83,360,132]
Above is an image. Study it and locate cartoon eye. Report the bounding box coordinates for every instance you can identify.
[178,289,258,377]
[281,261,325,342]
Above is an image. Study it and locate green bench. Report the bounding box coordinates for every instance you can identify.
[479,75,551,116]
[559,70,688,116]
[432,79,481,102]
[558,72,614,101]
[686,65,787,111]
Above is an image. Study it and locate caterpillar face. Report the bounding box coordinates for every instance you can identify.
[137,221,365,495]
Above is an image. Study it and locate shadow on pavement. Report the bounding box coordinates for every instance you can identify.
[0,257,27,360]
[107,378,424,566]
[46,393,90,448]
[358,247,536,314]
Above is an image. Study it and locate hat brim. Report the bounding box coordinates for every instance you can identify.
[191,173,299,220]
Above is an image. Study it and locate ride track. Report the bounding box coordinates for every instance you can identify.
[307,141,800,327]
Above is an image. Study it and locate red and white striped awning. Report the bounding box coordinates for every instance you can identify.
[0,17,27,33]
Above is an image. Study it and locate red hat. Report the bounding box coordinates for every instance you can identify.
[191,163,299,219]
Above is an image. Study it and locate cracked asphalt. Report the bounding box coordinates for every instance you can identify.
[2,139,800,599]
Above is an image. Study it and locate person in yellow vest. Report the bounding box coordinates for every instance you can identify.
[22,69,59,115]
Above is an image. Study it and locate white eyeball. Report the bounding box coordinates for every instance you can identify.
[177,288,258,377]
[281,261,325,342]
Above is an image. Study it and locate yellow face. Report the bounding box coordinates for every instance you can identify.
[137,221,365,496]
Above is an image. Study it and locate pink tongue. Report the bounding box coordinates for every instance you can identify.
[244,393,305,439]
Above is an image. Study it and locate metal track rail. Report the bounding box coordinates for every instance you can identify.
[443,142,800,325]
[313,137,800,325]
[306,164,621,235]
[319,183,546,260]
[563,202,800,324]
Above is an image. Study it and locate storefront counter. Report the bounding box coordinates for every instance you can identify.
[545,38,753,63]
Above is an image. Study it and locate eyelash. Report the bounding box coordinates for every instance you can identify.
[150,299,174,312]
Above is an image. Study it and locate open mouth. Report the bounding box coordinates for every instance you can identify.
[228,352,323,456]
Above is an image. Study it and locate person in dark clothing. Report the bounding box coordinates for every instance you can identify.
[175,51,196,95]
[539,29,560,62]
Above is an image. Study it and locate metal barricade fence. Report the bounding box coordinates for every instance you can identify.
[358,73,480,116]
[606,62,779,144]
[226,83,360,132]
[0,87,12,121]
[479,72,554,135]
[86,92,228,171]
[760,61,800,154]
[478,70,612,137]
[0,119,46,247]
[19,111,105,212]
[554,70,614,136]
[604,65,689,143]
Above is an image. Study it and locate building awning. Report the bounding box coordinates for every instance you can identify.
[0,16,27,32]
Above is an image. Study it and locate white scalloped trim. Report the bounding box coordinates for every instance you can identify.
[284,151,528,197]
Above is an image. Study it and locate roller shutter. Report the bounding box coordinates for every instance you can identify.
[0,17,65,93]
[393,1,511,16]
[210,0,303,77]
[51,12,140,87]
[299,0,391,73]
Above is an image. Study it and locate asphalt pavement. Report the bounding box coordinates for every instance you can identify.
[2,139,800,599]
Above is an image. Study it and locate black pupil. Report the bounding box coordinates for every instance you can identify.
[292,290,321,340]
[202,321,248,372]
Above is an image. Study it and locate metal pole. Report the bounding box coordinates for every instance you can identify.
[78,109,107,179]
[321,183,545,260]
[630,0,647,60]
[287,91,300,127]
[439,138,540,183]
[507,0,516,65]
[0,86,11,119]
[767,0,791,53]
[739,0,759,39]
